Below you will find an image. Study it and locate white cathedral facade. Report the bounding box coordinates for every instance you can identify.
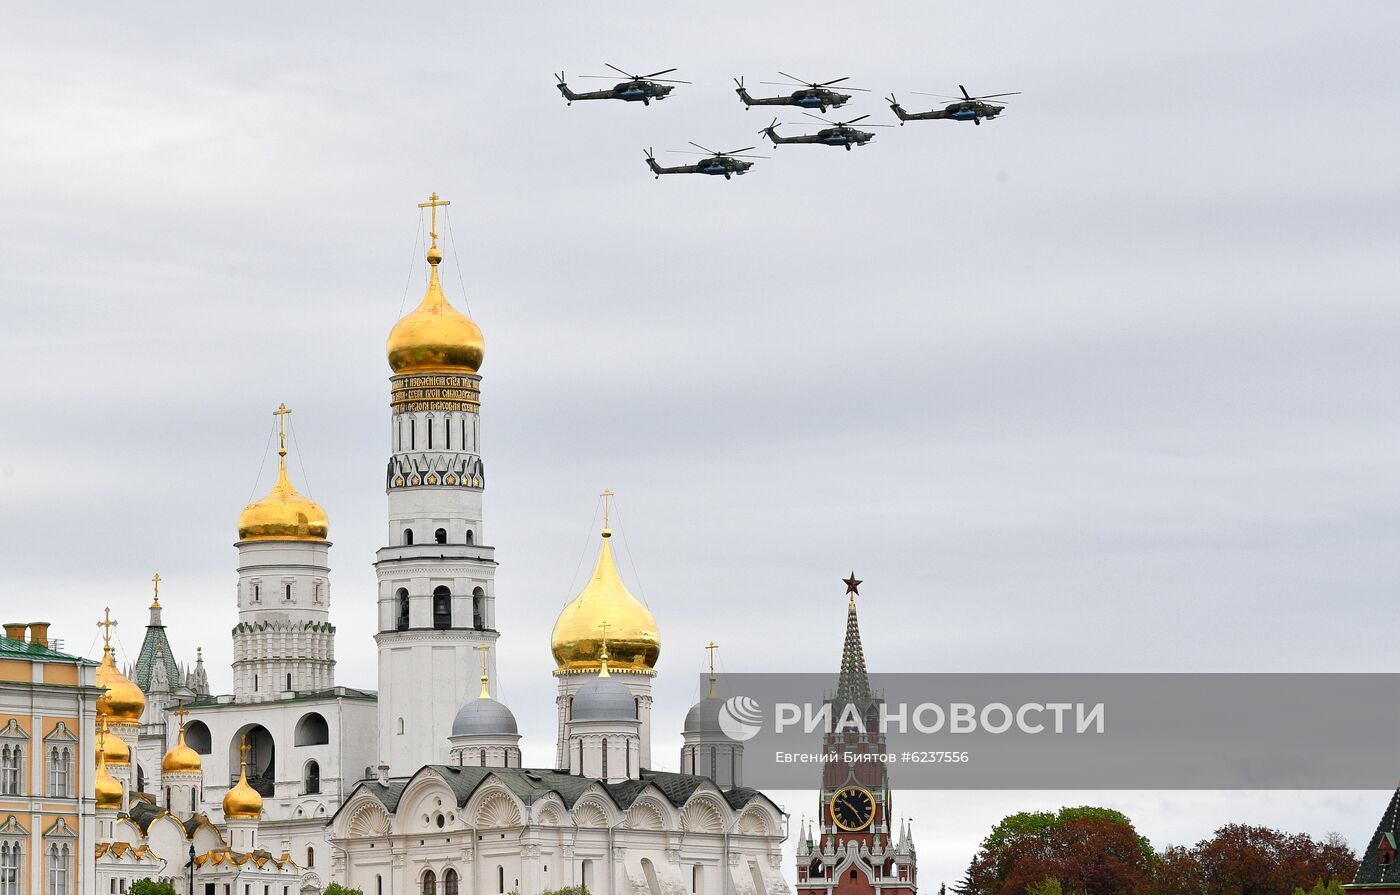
[89,195,790,894]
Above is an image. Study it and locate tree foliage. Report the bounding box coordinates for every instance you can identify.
[325,886,366,895]
[129,881,178,895]
[961,810,1357,895]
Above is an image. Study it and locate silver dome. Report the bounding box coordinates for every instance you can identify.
[571,677,636,722]
[684,696,723,733]
[451,697,519,737]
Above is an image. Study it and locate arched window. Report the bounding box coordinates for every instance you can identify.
[295,713,329,746]
[434,528,447,544]
[461,419,467,450]
[465,530,474,545]
[421,869,436,895]
[46,843,69,895]
[376,876,382,895]
[306,846,314,868]
[0,745,21,794]
[136,764,146,793]
[472,587,486,630]
[47,747,70,797]
[433,586,452,630]
[1,841,22,895]
[409,418,416,450]
[692,864,702,893]
[284,583,292,601]
[427,416,434,450]
[404,528,414,546]
[303,760,320,795]
[601,737,608,779]
[397,718,405,735]
[286,673,292,692]
[254,674,258,692]
[165,786,171,808]
[444,869,459,895]
[496,866,505,894]
[185,721,212,754]
[446,418,452,451]
[396,589,410,631]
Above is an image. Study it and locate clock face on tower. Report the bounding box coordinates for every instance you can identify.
[829,785,876,832]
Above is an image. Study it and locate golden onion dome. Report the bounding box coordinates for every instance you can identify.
[95,645,145,723]
[95,723,131,766]
[551,525,660,675]
[95,719,124,810]
[237,456,329,542]
[162,725,202,774]
[95,756,123,811]
[386,243,485,375]
[223,763,262,821]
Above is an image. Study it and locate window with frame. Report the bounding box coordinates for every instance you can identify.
[0,745,21,795]
[45,842,70,895]
[47,746,71,797]
[0,840,21,895]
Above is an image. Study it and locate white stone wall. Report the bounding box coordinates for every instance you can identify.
[233,540,335,703]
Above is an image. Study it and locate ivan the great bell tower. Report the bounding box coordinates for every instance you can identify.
[375,194,499,774]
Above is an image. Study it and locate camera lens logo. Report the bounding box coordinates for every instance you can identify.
[718,696,764,742]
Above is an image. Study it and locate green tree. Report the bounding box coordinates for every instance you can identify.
[962,807,1153,895]
[129,881,178,895]
[324,886,365,895]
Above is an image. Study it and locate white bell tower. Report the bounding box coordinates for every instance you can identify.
[376,193,498,774]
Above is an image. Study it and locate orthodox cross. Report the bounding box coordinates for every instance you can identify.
[239,735,251,773]
[98,716,110,752]
[476,643,492,698]
[597,619,612,675]
[601,488,614,530]
[705,641,719,698]
[273,403,291,459]
[418,192,451,248]
[97,608,117,647]
[151,572,162,607]
[173,701,189,731]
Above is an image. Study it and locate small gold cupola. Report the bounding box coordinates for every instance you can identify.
[386,192,485,375]
[95,720,123,812]
[237,404,329,542]
[550,491,660,675]
[94,609,144,724]
[162,703,202,774]
[222,736,263,821]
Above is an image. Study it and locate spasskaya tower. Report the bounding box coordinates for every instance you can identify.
[795,574,917,894]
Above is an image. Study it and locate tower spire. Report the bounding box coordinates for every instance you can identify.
[837,572,870,701]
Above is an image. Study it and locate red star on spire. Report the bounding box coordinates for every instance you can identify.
[843,572,862,596]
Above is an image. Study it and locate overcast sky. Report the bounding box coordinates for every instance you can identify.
[3,0,1399,886]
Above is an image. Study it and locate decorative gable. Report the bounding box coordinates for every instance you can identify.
[0,720,28,741]
[43,722,78,744]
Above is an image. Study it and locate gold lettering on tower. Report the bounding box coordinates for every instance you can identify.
[391,372,481,414]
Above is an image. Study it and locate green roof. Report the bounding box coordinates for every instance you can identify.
[0,635,92,664]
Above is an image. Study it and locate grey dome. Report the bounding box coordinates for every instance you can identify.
[571,677,636,722]
[451,697,519,737]
[684,696,723,734]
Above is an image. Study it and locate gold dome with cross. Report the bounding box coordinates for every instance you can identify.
[237,404,329,542]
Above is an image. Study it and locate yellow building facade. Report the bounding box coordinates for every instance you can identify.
[0,621,100,895]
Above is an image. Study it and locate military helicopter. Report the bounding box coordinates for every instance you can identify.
[760,113,889,150]
[555,65,690,106]
[887,85,1021,125]
[734,73,869,114]
[644,144,766,180]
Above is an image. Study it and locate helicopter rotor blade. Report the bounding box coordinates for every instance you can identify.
[911,92,966,99]
[605,63,636,78]
[688,141,720,155]
[976,92,1021,99]
[960,85,972,100]
[845,114,870,124]
[776,71,808,85]
[648,78,692,84]
[642,68,679,79]
[816,76,850,87]
[801,111,832,123]
[722,146,757,155]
